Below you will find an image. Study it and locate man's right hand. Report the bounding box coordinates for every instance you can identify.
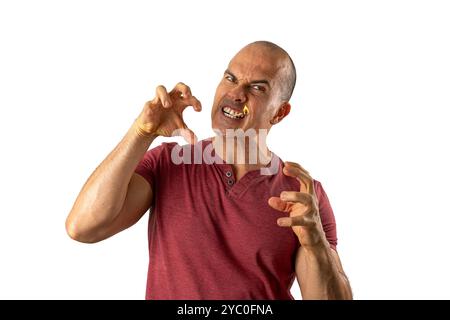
[135,82,202,144]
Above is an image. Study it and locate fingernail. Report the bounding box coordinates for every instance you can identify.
[280,192,287,200]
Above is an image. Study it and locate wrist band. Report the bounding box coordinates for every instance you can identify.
[134,120,156,139]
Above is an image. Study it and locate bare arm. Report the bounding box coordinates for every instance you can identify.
[66,83,201,243]
[65,125,156,243]
[296,245,352,300]
[268,161,352,300]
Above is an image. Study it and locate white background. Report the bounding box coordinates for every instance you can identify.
[1,0,449,299]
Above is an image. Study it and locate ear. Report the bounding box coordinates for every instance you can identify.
[270,102,291,125]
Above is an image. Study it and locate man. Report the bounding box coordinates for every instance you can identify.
[66,41,352,300]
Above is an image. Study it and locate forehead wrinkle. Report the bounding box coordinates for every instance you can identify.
[227,60,278,86]
[228,47,285,86]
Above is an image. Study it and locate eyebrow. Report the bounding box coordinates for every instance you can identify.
[224,69,271,88]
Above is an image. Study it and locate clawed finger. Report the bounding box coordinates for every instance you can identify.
[283,165,314,195]
[156,85,172,108]
[185,95,202,112]
[278,214,317,228]
[277,215,307,227]
[280,191,312,206]
[285,161,310,175]
[267,196,292,213]
[173,82,192,99]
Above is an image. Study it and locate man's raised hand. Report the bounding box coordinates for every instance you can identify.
[135,82,202,144]
[268,161,328,249]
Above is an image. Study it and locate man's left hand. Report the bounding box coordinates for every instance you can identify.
[268,161,328,249]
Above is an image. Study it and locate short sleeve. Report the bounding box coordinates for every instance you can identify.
[134,143,167,189]
[314,180,338,251]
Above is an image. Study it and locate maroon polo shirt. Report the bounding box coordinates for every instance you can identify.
[135,139,337,300]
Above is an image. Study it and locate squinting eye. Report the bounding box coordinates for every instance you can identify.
[252,85,265,92]
[225,75,234,82]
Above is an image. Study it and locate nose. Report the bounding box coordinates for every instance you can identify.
[227,85,247,104]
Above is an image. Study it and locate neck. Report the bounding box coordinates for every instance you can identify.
[212,133,272,171]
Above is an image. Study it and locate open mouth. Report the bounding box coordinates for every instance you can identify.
[221,106,246,120]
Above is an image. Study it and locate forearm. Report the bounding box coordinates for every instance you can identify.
[67,122,156,235]
[299,242,353,300]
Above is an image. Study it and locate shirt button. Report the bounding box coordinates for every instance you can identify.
[225,171,232,177]
[227,179,234,185]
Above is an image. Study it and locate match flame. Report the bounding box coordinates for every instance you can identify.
[243,105,249,115]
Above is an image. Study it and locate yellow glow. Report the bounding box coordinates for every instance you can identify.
[243,105,249,115]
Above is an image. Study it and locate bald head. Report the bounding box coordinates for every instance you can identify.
[241,41,297,102]
[212,41,296,132]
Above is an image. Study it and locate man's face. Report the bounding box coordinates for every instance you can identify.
[211,46,285,134]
